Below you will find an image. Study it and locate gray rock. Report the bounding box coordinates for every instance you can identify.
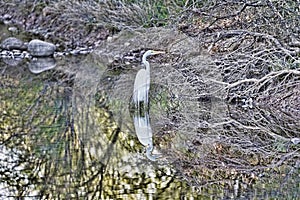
[8,26,18,33]
[1,37,27,50]
[2,57,23,67]
[291,138,300,145]
[28,39,56,57]
[3,14,12,20]
[28,57,57,74]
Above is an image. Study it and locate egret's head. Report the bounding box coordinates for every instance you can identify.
[143,50,165,61]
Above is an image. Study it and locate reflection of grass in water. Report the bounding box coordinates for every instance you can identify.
[149,83,179,114]
[0,72,77,159]
[0,75,43,136]
[35,115,66,157]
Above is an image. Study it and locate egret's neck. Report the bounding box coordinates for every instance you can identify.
[142,53,149,63]
[142,53,151,76]
[143,60,150,71]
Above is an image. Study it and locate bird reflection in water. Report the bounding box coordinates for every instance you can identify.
[133,112,158,161]
[132,50,164,161]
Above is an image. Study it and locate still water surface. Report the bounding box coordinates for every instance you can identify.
[0,54,204,199]
[0,26,299,199]
[1,53,299,199]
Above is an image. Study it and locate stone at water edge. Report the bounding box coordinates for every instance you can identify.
[28,39,56,57]
[0,37,27,50]
[28,57,56,74]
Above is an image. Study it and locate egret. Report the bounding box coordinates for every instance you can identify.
[133,50,165,106]
[132,49,164,161]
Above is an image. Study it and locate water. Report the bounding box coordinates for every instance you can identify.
[0,53,200,199]
[0,25,299,199]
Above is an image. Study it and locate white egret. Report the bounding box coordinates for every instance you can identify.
[132,49,164,161]
[133,50,165,106]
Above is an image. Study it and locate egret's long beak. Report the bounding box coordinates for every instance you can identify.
[152,50,165,55]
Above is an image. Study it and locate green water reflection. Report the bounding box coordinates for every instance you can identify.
[0,55,202,199]
[0,50,299,199]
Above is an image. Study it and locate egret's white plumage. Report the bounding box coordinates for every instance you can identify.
[132,50,164,161]
[133,50,164,105]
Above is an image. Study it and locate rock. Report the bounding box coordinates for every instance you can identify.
[291,138,300,145]
[28,39,56,57]
[2,57,24,67]
[28,57,56,74]
[1,37,27,50]
[8,26,18,33]
[3,14,12,20]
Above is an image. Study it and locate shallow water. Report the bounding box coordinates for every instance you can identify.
[0,53,200,199]
[1,25,299,199]
[1,53,299,200]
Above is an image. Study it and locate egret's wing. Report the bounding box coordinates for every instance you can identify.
[133,69,150,104]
